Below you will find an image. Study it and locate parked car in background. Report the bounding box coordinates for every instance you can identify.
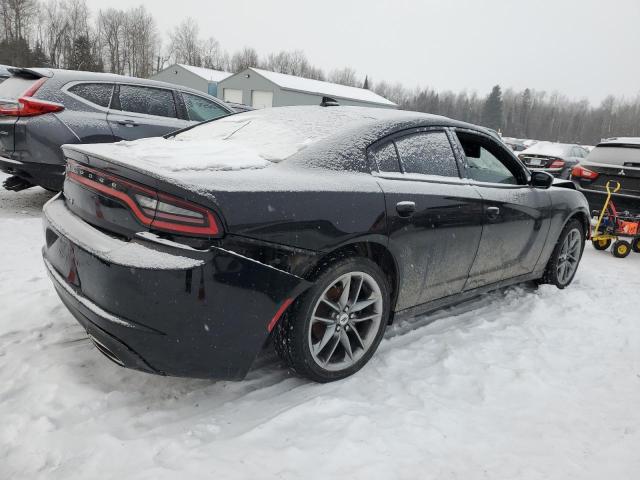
[42,106,589,383]
[0,68,237,192]
[502,137,528,152]
[571,137,640,214]
[518,142,589,178]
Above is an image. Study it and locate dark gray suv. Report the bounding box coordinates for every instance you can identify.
[0,68,235,191]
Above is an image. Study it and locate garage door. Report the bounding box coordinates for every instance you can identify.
[251,90,273,109]
[223,88,243,104]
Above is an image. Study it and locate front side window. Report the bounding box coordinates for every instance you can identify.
[394,131,459,177]
[68,83,113,108]
[182,92,228,122]
[370,142,401,173]
[118,85,177,118]
[456,131,520,185]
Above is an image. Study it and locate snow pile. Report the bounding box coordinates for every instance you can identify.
[1,174,640,479]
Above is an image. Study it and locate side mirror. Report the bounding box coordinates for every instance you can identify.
[530,171,554,189]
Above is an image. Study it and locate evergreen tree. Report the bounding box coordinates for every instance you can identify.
[31,41,50,67]
[69,35,99,72]
[482,85,504,131]
[363,75,369,89]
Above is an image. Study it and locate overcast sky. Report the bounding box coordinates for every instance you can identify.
[98,0,640,104]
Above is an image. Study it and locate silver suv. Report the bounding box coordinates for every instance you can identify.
[0,68,236,191]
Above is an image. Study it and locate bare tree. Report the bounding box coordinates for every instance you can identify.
[98,8,125,74]
[201,36,228,71]
[328,67,359,87]
[169,17,202,66]
[230,46,259,72]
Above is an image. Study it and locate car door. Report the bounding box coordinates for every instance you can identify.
[371,128,484,310]
[61,81,116,144]
[452,129,552,289]
[108,84,190,141]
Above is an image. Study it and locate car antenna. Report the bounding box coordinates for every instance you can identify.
[320,96,340,107]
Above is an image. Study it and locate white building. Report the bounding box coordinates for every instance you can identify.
[217,67,396,109]
[150,64,231,97]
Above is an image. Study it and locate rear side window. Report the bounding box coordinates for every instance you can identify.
[68,83,113,108]
[118,85,177,118]
[182,92,228,122]
[370,142,401,173]
[395,131,459,177]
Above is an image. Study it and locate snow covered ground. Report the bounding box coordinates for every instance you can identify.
[1,174,639,480]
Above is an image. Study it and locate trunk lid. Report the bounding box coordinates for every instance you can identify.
[0,69,54,157]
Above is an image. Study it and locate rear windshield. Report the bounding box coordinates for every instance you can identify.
[174,106,379,162]
[0,76,38,100]
[587,145,640,167]
[522,142,573,157]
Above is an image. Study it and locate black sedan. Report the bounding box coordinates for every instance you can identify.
[42,106,590,382]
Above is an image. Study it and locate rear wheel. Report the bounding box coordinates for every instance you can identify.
[541,219,585,289]
[592,238,611,251]
[611,240,631,258]
[274,257,390,382]
[632,238,640,253]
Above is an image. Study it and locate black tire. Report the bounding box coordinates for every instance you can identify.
[632,238,640,253]
[274,256,390,383]
[541,218,585,289]
[611,240,631,258]
[592,238,612,251]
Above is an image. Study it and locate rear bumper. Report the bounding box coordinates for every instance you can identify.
[42,196,311,379]
[0,155,64,190]
[527,166,567,178]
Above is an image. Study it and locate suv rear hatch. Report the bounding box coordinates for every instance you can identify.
[576,143,640,197]
[0,68,62,159]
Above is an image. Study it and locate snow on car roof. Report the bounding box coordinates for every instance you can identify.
[599,137,640,146]
[178,64,232,82]
[249,68,397,107]
[67,106,430,178]
[521,141,574,157]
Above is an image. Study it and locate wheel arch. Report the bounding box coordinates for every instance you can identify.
[303,240,400,323]
[564,208,590,238]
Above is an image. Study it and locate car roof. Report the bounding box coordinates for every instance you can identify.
[10,67,222,100]
[598,137,640,147]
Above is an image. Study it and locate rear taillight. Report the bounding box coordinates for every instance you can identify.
[571,165,599,180]
[66,160,221,237]
[549,159,565,169]
[0,77,64,117]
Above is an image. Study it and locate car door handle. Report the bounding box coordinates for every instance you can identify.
[116,120,139,127]
[396,201,416,217]
[486,206,500,218]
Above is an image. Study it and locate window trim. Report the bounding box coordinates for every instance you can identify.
[62,80,115,112]
[113,82,180,120]
[179,90,232,122]
[367,126,464,182]
[451,127,531,188]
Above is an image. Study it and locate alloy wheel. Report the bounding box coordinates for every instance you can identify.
[308,271,383,371]
[556,228,582,285]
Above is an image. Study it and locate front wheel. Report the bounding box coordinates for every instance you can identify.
[631,238,640,253]
[541,219,585,289]
[274,257,390,382]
